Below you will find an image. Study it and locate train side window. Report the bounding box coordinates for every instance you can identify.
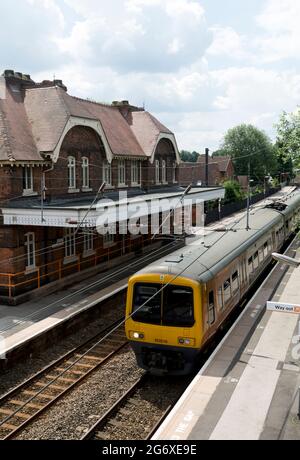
[231,271,239,293]
[259,247,264,262]
[253,251,259,269]
[264,242,268,257]
[248,256,253,274]
[224,278,231,303]
[268,238,272,252]
[208,291,215,325]
[217,286,224,311]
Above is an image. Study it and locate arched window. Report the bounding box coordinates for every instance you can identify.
[68,156,76,189]
[82,157,89,189]
[155,160,160,184]
[161,160,166,183]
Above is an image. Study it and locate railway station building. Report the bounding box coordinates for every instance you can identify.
[0,70,224,305]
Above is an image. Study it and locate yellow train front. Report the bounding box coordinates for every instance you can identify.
[125,191,300,375]
[125,273,203,375]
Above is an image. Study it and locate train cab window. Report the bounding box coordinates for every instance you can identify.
[163,286,194,327]
[208,291,215,325]
[224,279,231,304]
[264,242,268,257]
[231,271,239,294]
[248,256,253,274]
[132,283,161,325]
[218,286,224,311]
[253,251,259,269]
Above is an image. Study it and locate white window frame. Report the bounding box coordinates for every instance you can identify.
[118,160,126,186]
[103,161,112,187]
[172,162,177,183]
[68,156,76,189]
[83,230,94,255]
[65,228,76,259]
[161,160,167,184]
[103,232,115,248]
[155,160,160,184]
[82,157,90,189]
[25,232,36,270]
[23,166,33,193]
[131,160,140,186]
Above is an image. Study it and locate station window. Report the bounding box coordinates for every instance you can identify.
[103,161,112,186]
[68,156,76,189]
[103,232,115,248]
[224,278,231,304]
[208,290,216,325]
[83,230,94,254]
[231,271,239,293]
[118,160,126,186]
[23,166,33,193]
[25,232,36,270]
[131,160,140,185]
[65,228,76,258]
[82,157,90,189]
[155,160,160,184]
[161,160,167,183]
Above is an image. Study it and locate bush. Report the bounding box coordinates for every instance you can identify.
[223,180,244,204]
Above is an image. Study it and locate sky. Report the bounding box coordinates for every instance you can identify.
[1,0,300,152]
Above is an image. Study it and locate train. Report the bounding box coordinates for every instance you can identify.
[125,190,300,375]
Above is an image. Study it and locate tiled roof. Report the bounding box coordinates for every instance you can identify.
[61,92,146,158]
[0,75,176,162]
[198,155,232,172]
[129,111,172,157]
[25,87,146,158]
[0,80,43,162]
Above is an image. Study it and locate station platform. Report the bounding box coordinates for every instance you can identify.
[0,240,182,359]
[153,241,300,440]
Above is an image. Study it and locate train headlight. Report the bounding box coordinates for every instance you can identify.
[178,337,195,346]
[130,331,145,340]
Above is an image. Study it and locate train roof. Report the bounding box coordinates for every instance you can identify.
[136,190,300,283]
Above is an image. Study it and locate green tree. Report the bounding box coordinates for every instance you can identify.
[180,150,200,162]
[275,110,300,169]
[212,149,227,157]
[223,180,244,204]
[220,124,277,180]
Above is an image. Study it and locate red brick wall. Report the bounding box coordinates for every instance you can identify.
[46,126,107,197]
[0,166,42,202]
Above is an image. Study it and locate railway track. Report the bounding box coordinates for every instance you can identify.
[0,319,127,440]
[81,374,180,441]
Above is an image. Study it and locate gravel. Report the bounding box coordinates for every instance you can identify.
[15,348,144,440]
[0,303,124,398]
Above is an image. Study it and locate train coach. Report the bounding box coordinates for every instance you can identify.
[125,191,300,375]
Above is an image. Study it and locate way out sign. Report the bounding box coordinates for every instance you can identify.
[267,301,300,314]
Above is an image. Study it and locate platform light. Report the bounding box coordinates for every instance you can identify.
[272,253,300,268]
